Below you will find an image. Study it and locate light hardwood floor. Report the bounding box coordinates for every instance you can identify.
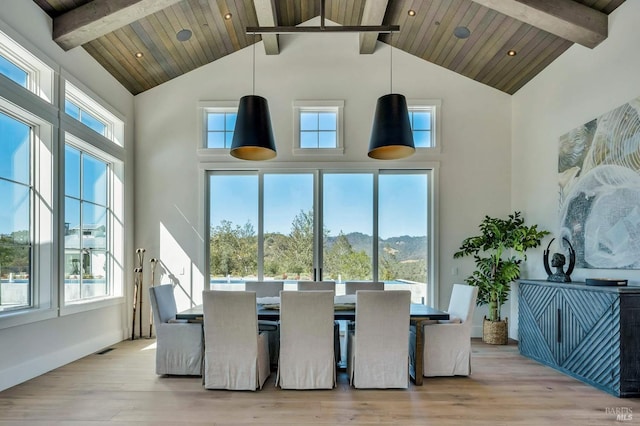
[0,338,637,425]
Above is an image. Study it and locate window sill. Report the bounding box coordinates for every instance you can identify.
[293,147,344,156]
[60,296,125,317]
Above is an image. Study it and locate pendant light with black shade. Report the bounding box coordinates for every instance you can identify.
[367,33,415,160]
[230,34,277,161]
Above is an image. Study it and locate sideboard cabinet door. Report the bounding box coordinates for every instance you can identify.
[519,280,621,396]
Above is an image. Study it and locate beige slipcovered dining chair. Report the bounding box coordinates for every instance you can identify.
[345,281,384,294]
[149,284,203,376]
[245,280,284,297]
[277,290,336,389]
[410,283,478,377]
[245,281,283,370]
[344,282,385,332]
[297,281,336,292]
[202,290,270,390]
[297,280,340,364]
[347,290,411,389]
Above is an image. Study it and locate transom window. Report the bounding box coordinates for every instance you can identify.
[300,111,337,148]
[64,81,124,145]
[0,28,54,102]
[293,100,344,155]
[65,99,107,137]
[206,111,237,148]
[0,53,27,88]
[409,109,432,148]
[197,101,239,157]
[408,100,441,151]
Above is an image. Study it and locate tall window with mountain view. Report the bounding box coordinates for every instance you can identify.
[208,170,431,302]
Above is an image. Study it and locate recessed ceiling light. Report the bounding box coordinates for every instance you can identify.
[453,26,470,39]
[408,10,416,16]
[134,52,143,58]
[176,29,192,42]
[507,49,517,56]
[224,12,232,20]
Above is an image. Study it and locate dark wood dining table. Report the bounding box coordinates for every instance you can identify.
[175,302,449,322]
[175,299,448,386]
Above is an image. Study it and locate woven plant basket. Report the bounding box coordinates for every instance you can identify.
[482,316,508,345]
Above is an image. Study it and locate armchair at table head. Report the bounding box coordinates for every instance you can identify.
[410,283,478,377]
[347,290,411,389]
[202,290,270,390]
[148,284,203,376]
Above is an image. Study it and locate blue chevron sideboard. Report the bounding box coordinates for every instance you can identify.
[519,279,640,398]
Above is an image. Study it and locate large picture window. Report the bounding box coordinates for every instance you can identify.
[208,169,433,303]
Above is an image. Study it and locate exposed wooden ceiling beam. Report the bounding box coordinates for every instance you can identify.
[470,0,607,49]
[253,0,279,55]
[359,0,390,54]
[53,0,184,51]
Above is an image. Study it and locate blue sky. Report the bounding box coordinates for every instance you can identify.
[0,110,30,236]
[0,109,107,236]
[210,172,428,239]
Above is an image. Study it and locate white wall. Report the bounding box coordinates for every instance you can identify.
[511,1,640,338]
[134,19,512,334]
[0,1,134,391]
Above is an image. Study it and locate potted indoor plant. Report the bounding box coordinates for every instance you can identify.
[454,211,549,344]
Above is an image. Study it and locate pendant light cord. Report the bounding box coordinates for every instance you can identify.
[389,32,393,94]
[252,32,256,95]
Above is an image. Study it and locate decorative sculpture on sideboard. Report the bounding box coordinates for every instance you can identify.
[543,237,576,283]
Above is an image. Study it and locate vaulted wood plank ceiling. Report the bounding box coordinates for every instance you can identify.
[32,0,625,95]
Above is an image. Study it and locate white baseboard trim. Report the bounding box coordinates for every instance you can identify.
[0,329,123,392]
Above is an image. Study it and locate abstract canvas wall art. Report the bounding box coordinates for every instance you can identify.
[558,96,640,269]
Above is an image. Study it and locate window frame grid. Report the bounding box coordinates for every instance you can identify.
[197,101,239,159]
[407,99,441,153]
[0,27,54,103]
[203,163,438,306]
[0,110,34,313]
[0,96,55,329]
[62,136,114,306]
[206,111,237,149]
[293,100,344,156]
